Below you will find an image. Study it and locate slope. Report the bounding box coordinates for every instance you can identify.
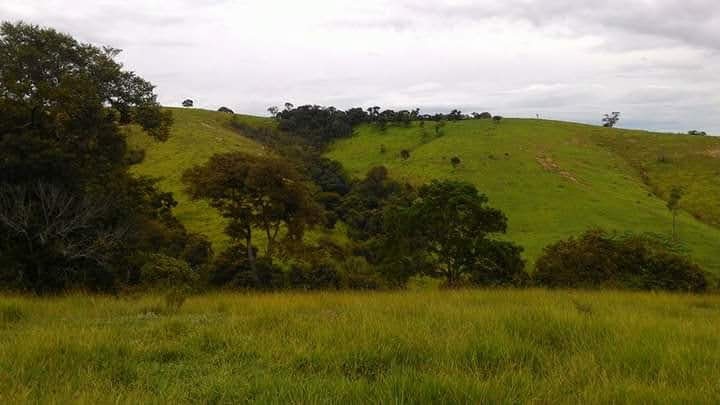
[124,108,269,250]
[326,119,720,273]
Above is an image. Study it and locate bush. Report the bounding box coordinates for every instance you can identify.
[210,246,284,290]
[140,254,198,290]
[218,106,234,114]
[289,261,341,290]
[124,149,145,165]
[338,257,385,290]
[534,230,707,292]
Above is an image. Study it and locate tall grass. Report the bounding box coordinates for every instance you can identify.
[1,290,719,403]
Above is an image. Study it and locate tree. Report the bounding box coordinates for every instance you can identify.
[385,180,525,286]
[267,106,279,116]
[450,156,461,168]
[493,115,503,124]
[479,112,492,119]
[182,99,194,108]
[400,149,411,160]
[218,106,234,114]
[602,112,620,128]
[0,22,184,292]
[182,152,321,273]
[667,186,683,241]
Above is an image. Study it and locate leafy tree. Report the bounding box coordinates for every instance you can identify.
[400,149,411,160]
[534,229,706,292]
[667,187,683,241]
[602,112,620,128]
[218,106,234,114]
[182,99,194,107]
[384,180,525,286]
[450,156,461,168]
[0,22,183,292]
[493,115,503,124]
[182,152,321,272]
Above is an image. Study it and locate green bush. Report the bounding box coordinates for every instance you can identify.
[289,262,341,290]
[338,257,385,290]
[139,254,198,290]
[534,230,707,292]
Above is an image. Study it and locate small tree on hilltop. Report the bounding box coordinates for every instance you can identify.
[182,99,194,108]
[602,112,621,128]
[667,186,683,241]
[218,106,234,114]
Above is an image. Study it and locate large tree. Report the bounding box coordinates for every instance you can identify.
[182,152,321,273]
[0,22,172,188]
[384,180,525,286]
[0,22,188,292]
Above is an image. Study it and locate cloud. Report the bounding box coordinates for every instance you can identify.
[1,0,718,133]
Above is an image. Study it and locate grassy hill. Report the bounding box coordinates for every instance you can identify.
[326,119,720,273]
[124,108,270,250]
[125,109,720,274]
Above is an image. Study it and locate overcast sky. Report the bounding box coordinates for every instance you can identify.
[2,0,719,133]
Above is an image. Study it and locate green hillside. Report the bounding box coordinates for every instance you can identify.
[125,110,720,273]
[326,119,720,273]
[124,108,270,249]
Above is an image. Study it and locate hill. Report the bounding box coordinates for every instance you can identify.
[124,108,270,249]
[326,119,720,273]
[125,109,720,274]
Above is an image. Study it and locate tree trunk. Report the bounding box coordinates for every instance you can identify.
[245,226,259,285]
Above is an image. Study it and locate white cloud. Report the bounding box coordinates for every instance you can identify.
[1,0,718,133]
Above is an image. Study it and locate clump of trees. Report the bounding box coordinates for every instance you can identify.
[382,180,526,287]
[218,106,234,114]
[687,130,707,136]
[534,229,707,292]
[182,99,194,108]
[0,22,207,293]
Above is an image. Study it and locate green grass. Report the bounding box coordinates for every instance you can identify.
[326,119,720,273]
[1,290,719,403]
[125,108,270,250]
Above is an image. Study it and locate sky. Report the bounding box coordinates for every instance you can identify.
[2,0,719,133]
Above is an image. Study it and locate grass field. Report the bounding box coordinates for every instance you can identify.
[327,119,720,273]
[1,290,719,403]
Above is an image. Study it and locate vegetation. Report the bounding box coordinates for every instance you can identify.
[1,290,720,403]
[602,112,621,128]
[327,119,720,274]
[534,229,708,292]
[0,22,203,293]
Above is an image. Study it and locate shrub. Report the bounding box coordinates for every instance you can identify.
[140,254,198,290]
[210,246,284,290]
[289,261,341,290]
[450,156,461,168]
[338,257,385,290]
[534,230,707,292]
[218,106,234,114]
[124,149,145,165]
[400,149,410,160]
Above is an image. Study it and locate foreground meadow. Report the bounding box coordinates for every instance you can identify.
[1,290,719,404]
